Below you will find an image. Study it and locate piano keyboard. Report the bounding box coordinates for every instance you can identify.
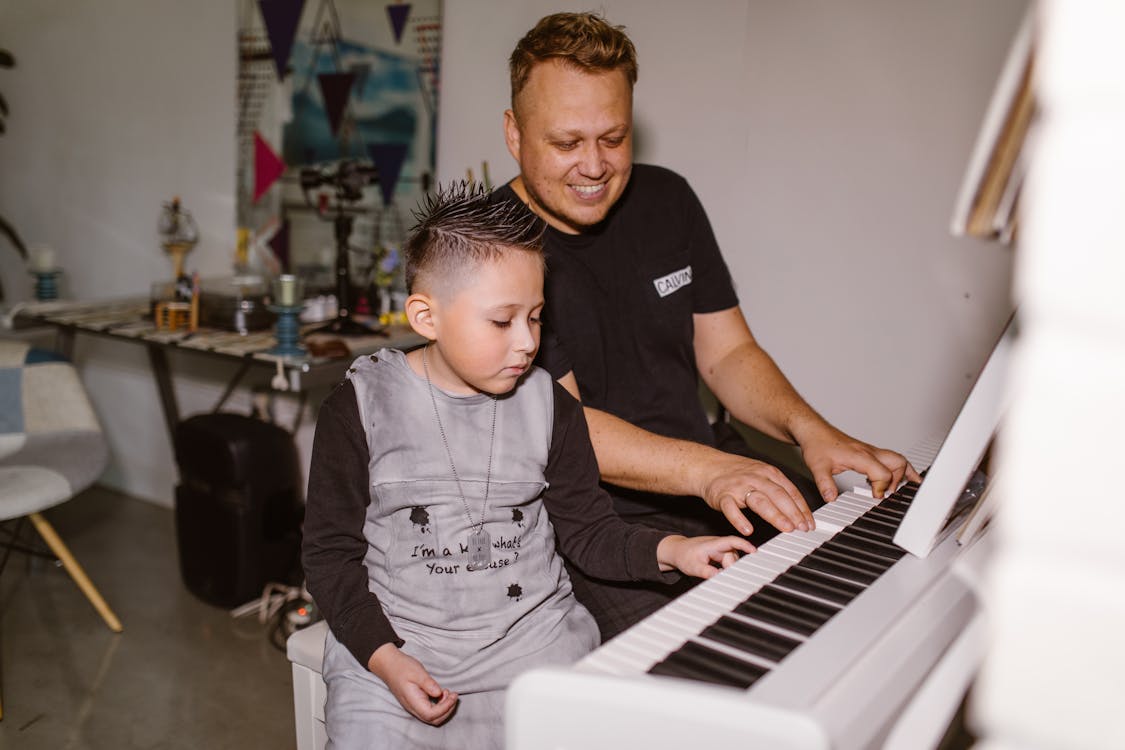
[508,441,988,749]
[579,481,919,687]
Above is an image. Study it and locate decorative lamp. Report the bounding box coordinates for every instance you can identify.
[158,197,200,284]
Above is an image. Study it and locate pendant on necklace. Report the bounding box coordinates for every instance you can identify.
[466,528,492,571]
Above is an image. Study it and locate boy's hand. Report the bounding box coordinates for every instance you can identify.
[656,534,756,579]
[367,643,459,726]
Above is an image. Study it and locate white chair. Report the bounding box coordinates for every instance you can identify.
[287,619,329,750]
[0,339,122,721]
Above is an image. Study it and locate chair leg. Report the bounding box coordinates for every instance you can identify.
[28,512,123,633]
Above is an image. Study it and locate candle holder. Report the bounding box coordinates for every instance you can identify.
[29,268,62,301]
[268,303,306,357]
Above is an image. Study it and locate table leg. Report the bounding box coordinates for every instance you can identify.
[56,327,76,360]
[145,343,180,442]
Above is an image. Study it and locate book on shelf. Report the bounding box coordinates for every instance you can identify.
[950,8,1035,244]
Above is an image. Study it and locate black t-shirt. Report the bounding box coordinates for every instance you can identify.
[494,164,740,517]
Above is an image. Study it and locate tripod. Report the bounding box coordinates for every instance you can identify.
[302,161,387,337]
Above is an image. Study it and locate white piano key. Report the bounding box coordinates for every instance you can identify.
[580,644,654,676]
[621,620,696,657]
[817,506,860,524]
[706,576,766,602]
[752,550,801,574]
[835,496,877,513]
[788,527,837,545]
[770,537,820,557]
[722,563,782,588]
[758,543,808,565]
[674,588,744,620]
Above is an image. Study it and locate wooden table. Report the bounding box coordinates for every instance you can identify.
[14,297,424,440]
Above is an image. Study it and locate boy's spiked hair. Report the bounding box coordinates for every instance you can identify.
[404,181,546,294]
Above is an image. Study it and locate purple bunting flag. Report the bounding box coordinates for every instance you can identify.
[369,143,408,206]
[317,72,356,136]
[269,218,291,271]
[258,0,306,81]
[386,3,412,45]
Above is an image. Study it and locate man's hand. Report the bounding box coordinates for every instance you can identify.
[797,424,921,503]
[657,534,757,579]
[367,643,459,726]
[698,452,816,536]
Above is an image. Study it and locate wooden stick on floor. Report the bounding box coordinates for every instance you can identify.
[28,512,124,633]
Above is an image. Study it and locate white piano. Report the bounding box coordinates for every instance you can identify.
[505,324,1013,750]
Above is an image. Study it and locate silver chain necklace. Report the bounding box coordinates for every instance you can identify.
[422,345,497,571]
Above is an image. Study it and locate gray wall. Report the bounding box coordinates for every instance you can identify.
[439,0,1027,459]
[0,1,1026,505]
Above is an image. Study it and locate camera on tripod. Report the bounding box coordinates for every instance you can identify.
[299,160,379,205]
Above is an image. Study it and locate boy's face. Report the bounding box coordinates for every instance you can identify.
[423,248,544,395]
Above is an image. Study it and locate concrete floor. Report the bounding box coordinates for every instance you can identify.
[0,486,298,749]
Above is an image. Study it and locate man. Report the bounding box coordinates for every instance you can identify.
[495,12,919,640]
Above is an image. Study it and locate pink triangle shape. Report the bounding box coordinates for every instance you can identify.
[386,3,412,45]
[254,132,287,203]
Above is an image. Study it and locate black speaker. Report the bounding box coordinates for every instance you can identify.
[173,412,304,608]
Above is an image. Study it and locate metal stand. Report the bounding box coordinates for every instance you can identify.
[303,210,385,337]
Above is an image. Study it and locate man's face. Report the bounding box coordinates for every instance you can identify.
[504,59,633,234]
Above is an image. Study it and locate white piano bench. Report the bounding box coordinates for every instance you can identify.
[287,619,329,750]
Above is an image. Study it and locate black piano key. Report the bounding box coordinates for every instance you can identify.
[821,536,902,567]
[700,615,801,664]
[789,561,870,596]
[876,503,911,519]
[648,640,768,689]
[773,567,863,607]
[831,531,906,562]
[841,523,903,550]
[854,512,900,532]
[812,545,891,576]
[865,507,905,525]
[800,551,881,585]
[733,596,820,636]
[870,504,906,519]
[849,518,897,541]
[744,593,833,634]
[757,584,840,620]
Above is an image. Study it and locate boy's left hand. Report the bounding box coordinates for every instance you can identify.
[657,534,756,579]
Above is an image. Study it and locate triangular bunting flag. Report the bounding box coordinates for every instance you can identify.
[317,72,356,136]
[254,132,287,203]
[368,143,408,206]
[387,3,412,45]
[259,0,306,81]
[269,218,291,271]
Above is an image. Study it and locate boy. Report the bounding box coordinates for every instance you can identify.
[302,183,754,749]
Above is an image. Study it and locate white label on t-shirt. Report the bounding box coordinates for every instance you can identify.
[653,265,693,298]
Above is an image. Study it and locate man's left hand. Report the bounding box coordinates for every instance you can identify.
[799,425,921,502]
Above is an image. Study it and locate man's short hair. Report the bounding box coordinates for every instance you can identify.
[404,182,545,294]
[509,12,638,108]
